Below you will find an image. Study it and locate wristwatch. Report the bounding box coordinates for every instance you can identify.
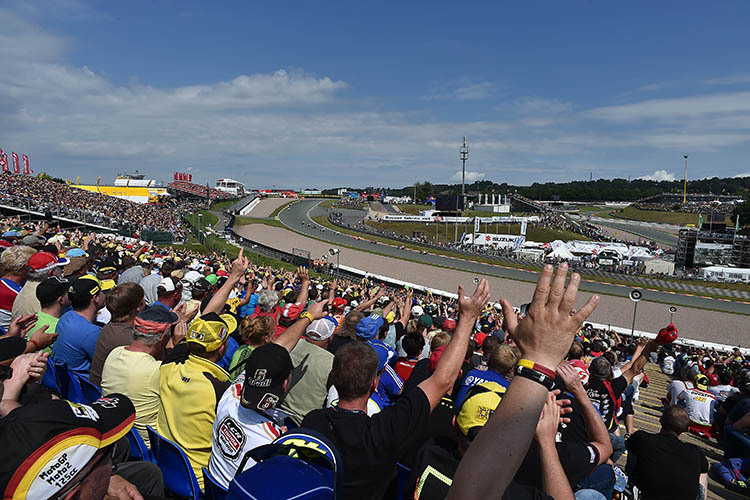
[300,311,314,323]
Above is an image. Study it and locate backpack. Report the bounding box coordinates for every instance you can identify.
[709,458,750,494]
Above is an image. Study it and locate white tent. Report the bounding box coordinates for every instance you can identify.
[700,266,750,283]
[547,245,576,261]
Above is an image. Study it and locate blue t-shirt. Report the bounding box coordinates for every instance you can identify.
[51,310,101,379]
[455,368,510,407]
[217,336,240,371]
[239,292,258,317]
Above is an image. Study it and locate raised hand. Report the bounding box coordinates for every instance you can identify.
[28,324,57,351]
[307,297,332,320]
[535,391,562,445]
[5,314,38,339]
[500,263,599,369]
[458,279,491,321]
[230,248,249,280]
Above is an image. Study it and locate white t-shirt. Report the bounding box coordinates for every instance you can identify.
[708,384,739,403]
[677,387,717,426]
[667,380,692,404]
[661,356,675,375]
[208,374,284,488]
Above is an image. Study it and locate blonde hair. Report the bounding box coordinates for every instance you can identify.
[239,315,275,347]
[489,344,518,376]
[0,245,36,276]
[430,331,451,351]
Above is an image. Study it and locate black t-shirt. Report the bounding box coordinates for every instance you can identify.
[406,437,554,500]
[626,431,708,500]
[301,388,431,500]
[586,375,628,431]
[327,334,353,355]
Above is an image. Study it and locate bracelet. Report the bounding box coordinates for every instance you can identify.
[27,339,39,351]
[300,311,314,323]
[517,359,556,379]
[515,365,556,391]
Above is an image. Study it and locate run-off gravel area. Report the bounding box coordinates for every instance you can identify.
[244,198,293,218]
[236,224,748,347]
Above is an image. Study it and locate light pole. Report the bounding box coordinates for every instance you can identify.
[682,154,688,205]
[460,137,469,210]
[329,248,340,276]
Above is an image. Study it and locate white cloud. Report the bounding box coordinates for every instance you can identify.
[586,91,750,122]
[735,172,750,178]
[512,97,571,115]
[423,80,496,101]
[705,75,750,86]
[638,170,676,181]
[451,171,485,182]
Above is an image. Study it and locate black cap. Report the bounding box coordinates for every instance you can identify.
[0,395,135,499]
[36,276,70,306]
[0,337,27,362]
[241,343,293,412]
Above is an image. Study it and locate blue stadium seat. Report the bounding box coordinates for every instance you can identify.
[146,426,201,500]
[77,374,102,404]
[40,357,57,392]
[126,427,152,463]
[53,361,86,404]
[202,467,228,500]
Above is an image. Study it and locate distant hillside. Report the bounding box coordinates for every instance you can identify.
[325,176,750,202]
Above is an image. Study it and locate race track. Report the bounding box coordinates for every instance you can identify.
[234,199,749,346]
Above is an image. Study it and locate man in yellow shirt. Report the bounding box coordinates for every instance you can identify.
[157,247,247,488]
[101,305,180,448]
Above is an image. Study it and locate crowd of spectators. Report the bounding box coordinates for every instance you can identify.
[0,172,210,239]
[1,210,748,500]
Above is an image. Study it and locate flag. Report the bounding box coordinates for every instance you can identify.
[737,214,741,232]
[513,236,526,250]
[0,149,7,173]
[22,154,30,175]
[474,217,480,233]
[11,152,20,174]
[698,214,703,230]
[520,220,528,236]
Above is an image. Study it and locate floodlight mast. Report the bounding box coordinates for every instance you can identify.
[460,137,469,210]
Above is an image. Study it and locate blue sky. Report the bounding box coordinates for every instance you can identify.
[1,1,750,189]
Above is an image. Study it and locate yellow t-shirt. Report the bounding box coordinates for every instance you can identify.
[101,346,161,448]
[157,343,230,489]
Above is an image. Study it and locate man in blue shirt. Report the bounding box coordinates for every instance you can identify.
[52,275,105,378]
[455,343,517,406]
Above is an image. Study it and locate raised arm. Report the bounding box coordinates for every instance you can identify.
[418,280,490,411]
[621,339,658,383]
[536,392,575,500]
[556,362,612,464]
[295,266,310,306]
[448,263,599,500]
[204,248,248,315]
[272,298,331,352]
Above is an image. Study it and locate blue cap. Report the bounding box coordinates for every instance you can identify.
[66,248,87,257]
[355,314,383,340]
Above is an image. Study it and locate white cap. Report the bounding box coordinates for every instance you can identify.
[493,302,502,310]
[158,277,177,293]
[411,305,424,317]
[350,300,359,308]
[306,318,336,341]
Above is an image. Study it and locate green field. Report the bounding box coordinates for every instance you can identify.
[233,217,284,228]
[366,220,589,243]
[210,199,237,211]
[608,206,709,226]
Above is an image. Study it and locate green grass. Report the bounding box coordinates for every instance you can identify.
[578,205,610,213]
[269,201,294,219]
[607,206,711,226]
[366,221,589,243]
[233,217,285,228]
[211,199,237,211]
[318,199,337,209]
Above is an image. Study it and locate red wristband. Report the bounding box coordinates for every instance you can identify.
[28,339,39,351]
[517,359,556,379]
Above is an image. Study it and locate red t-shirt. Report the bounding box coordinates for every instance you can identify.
[394,357,419,383]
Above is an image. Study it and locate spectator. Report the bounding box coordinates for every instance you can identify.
[455,344,517,406]
[32,276,70,351]
[302,280,490,499]
[101,305,180,447]
[626,406,709,500]
[153,276,182,311]
[157,249,248,488]
[89,282,145,386]
[709,368,739,403]
[661,348,676,375]
[676,373,717,432]
[0,245,35,331]
[118,255,146,285]
[228,315,275,381]
[280,317,336,425]
[11,251,68,320]
[51,275,105,378]
[140,261,174,306]
[394,332,425,383]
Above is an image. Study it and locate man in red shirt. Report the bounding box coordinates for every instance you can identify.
[394,332,425,383]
